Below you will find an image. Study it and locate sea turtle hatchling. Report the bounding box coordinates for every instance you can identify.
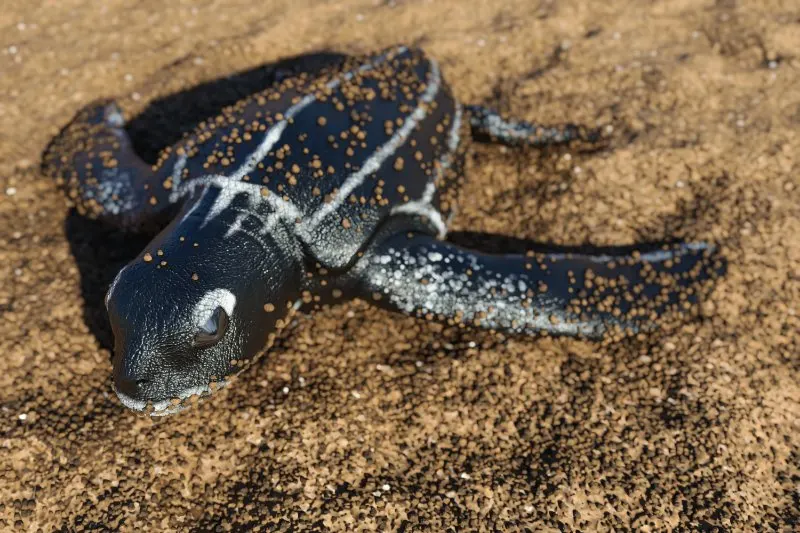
[43,46,724,416]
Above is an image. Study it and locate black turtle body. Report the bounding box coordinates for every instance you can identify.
[43,45,725,416]
[50,47,460,268]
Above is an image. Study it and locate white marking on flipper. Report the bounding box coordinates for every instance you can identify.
[105,107,126,128]
[364,244,595,338]
[302,58,442,232]
[468,107,561,143]
[93,169,135,215]
[177,186,210,224]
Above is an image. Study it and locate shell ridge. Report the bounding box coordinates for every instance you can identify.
[300,57,443,234]
[170,45,410,231]
[389,101,462,238]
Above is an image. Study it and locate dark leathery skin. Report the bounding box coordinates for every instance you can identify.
[43,45,726,416]
[158,46,460,269]
[356,234,725,340]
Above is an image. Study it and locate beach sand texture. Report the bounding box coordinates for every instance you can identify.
[0,0,798,530]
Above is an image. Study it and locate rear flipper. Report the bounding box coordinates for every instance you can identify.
[354,233,726,340]
[42,100,173,231]
[466,104,601,147]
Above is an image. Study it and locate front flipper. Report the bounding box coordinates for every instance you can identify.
[354,233,725,340]
[466,104,601,147]
[42,100,173,231]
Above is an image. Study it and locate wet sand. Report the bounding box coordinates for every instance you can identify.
[1,0,798,530]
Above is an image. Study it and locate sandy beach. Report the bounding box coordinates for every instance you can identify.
[0,0,797,530]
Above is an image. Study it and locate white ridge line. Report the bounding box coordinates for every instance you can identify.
[171,153,187,189]
[446,101,463,154]
[172,175,300,228]
[389,101,461,238]
[391,182,447,238]
[228,115,291,181]
[175,46,409,229]
[229,45,408,183]
[302,57,442,232]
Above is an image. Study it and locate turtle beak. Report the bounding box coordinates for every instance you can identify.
[111,347,163,412]
[111,347,225,417]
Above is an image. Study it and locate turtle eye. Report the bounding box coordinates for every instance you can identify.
[194,306,229,348]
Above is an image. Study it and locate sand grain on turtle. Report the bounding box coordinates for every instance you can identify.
[43,45,725,416]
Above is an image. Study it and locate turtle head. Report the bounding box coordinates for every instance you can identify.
[105,182,302,415]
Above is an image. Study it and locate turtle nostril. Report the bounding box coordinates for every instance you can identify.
[114,372,151,399]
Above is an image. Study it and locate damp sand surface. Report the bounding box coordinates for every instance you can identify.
[0,0,798,530]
